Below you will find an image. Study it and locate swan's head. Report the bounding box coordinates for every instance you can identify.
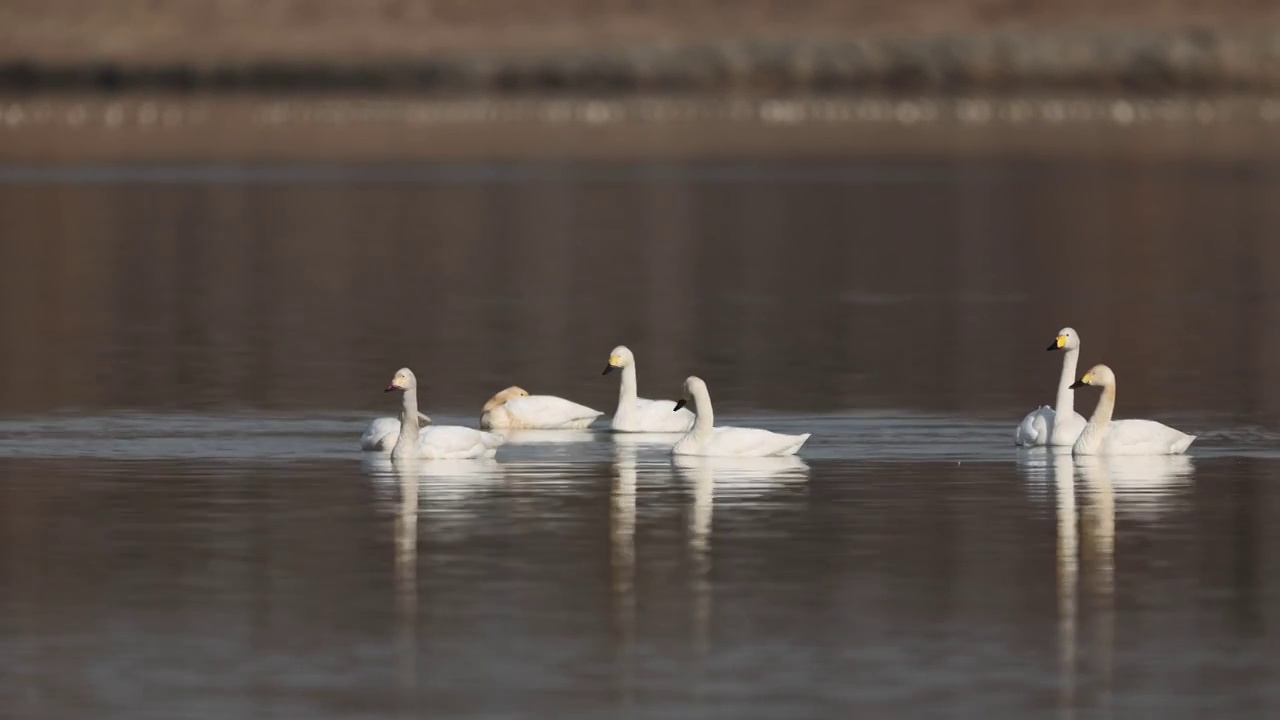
[673,376,707,412]
[482,386,529,412]
[1048,327,1081,352]
[602,345,635,375]
[385,367,417,392]
[1069,364,1115,389]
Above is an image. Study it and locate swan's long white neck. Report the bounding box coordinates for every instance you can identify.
[1075,382,1115,454]
[1054,347,1080,418]
[616,363,639,414]
[690,385,715,436]
[395,388,420,455]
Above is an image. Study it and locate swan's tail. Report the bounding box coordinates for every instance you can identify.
[780,433,812,456]
[1172,434,1196,454]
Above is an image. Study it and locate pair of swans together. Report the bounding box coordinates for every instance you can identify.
[1016,327,1195,455]
[362,345,810,459]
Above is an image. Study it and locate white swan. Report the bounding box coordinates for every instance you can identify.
[1070,364,1196,456]
[671,376,810,457]
[360,411,431,451]
[371,368,505,460]
[479,385,603,430]
[603,345,695,433]
[1016,327,1089,447]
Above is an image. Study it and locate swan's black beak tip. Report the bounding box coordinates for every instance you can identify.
[602,365,615,376]
[673,399,686,412]
[384,385,397,393]
[1046,342,1061,352]
[1068,380,1086,389]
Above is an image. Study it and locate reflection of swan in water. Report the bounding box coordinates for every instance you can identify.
[1075,454,1123,716]
[671,454,810,490]
[610,431,683,449]
[489,429,597,445]
[362,453,504,483]
[1014,447,1055,505]
[392,461,419,693]
[671,455,809,660]
[610,440,637,704]
[1050,449,1077,716]
[1074,454,1193,517]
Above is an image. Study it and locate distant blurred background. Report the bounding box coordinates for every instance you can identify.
[6,6,1280,720]
[2,1,1279,417]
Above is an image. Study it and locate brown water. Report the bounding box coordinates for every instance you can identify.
[2,146,1280,718]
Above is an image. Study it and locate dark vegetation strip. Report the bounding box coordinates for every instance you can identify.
[3,31,1280,94]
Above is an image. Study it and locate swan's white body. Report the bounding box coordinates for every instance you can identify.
[479,386,603,430]
[1016,327,1088,447]
[672,376,810,457]
[360,412,431,451]
[604,346,695,433]
[371,368,505,460]
[1071,364,1195,456]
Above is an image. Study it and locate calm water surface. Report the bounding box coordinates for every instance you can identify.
[2,153,1280,718]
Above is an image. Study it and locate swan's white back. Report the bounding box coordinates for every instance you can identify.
[481,395,603,430]
[417,426,505,459]
[674,426,810,457]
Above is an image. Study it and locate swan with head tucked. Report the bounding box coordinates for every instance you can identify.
[360,411,432,451]
[603,345,695,433]
[1069,364,1195,456]
[479,385,603,430]
[370,368,505,460]
[1016,327,1090,447]
[671,376,810,457]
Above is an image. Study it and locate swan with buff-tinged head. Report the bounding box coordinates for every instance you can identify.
[364,368,505,460]
[603,345,695,433]
[1016,327,1089,447]
[1069,364,1195,456]
[479,385,603,430]
[670,376,810,457]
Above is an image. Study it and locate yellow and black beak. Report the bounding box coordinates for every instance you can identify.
[673,399,686,412]
[1047,335,1067,352]
[602,365,615,375]
[1069,371,1092,389]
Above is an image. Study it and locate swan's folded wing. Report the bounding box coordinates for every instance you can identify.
[634,398,697,431]
[418,426,506,455]
[1015,406,1053,446]
[361,417,401,451]
[711,427,810,456]
[1108,419,1196,454]
[509,396,603,425]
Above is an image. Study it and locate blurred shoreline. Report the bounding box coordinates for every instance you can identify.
[2,94,1280,163]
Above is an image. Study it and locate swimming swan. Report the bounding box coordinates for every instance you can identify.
[479,386,603,430]
[603,345,695,433]
[671,376,810,457]
[360,412,431,451]
[372,368,505,460]
[1069,364,1195,456]
[1016,327,1089,447]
